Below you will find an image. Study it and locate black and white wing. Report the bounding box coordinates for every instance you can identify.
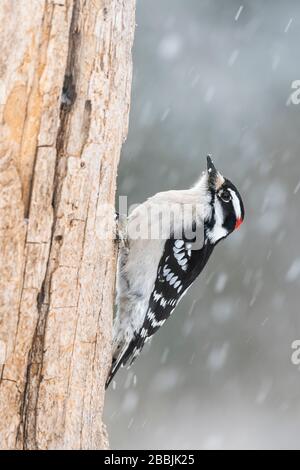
[111,234,214,373]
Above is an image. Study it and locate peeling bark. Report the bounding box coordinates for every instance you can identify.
[0,0,135,450]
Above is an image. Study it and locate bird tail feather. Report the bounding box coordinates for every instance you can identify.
[105,336,142,389]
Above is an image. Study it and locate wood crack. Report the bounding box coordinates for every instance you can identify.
[18,0,83,450]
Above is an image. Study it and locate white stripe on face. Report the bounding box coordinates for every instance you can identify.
[207,198,228,244]
[228,188,242,220]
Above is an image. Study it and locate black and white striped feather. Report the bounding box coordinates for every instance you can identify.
[106,234,214,388]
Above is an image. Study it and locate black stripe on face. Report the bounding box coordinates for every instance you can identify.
[225,179,245,221]
[217,179,245,233]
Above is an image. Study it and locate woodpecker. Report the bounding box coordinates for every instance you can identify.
[106,156,244,388]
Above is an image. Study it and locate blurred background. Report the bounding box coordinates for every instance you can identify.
[104,0,300,449]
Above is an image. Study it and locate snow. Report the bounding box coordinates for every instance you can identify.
[284,18,293,33]
[211,299,235,323]
[158,34,183,60]
[286,259,300,283]
[294,181,300,194]
[255,379,273,405]
[127,418,134,429]
[122,390,139,414]
[182,318,194,337]
[151,368,180,392]
[204,85,215,103]
[160,347,170,364]
[271,54,280,71]
[257,181,287,235]
[235,6,244,22]
[214,273,228,293]
[160,108,170,122]
[228,49,239,67]
[207,343,230,371]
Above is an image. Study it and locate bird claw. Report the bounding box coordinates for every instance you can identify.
[115,213,129,249]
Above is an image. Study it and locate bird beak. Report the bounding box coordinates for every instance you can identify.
[207,155,218,189]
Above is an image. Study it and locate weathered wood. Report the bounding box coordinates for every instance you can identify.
[0,0,135,449]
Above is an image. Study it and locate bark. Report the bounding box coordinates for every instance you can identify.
[0,0,135,450]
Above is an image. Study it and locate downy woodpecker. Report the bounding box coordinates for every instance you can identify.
[106,156,244,387]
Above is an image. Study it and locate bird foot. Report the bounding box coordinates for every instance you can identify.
[115,212,129,249]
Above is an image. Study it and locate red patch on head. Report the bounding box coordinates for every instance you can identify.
[235,218,243,230]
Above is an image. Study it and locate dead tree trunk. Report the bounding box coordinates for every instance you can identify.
[0,0,135,450]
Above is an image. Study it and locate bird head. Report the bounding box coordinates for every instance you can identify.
[205,155,245,244]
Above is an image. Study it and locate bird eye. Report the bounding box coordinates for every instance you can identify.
[219,189,231,203]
